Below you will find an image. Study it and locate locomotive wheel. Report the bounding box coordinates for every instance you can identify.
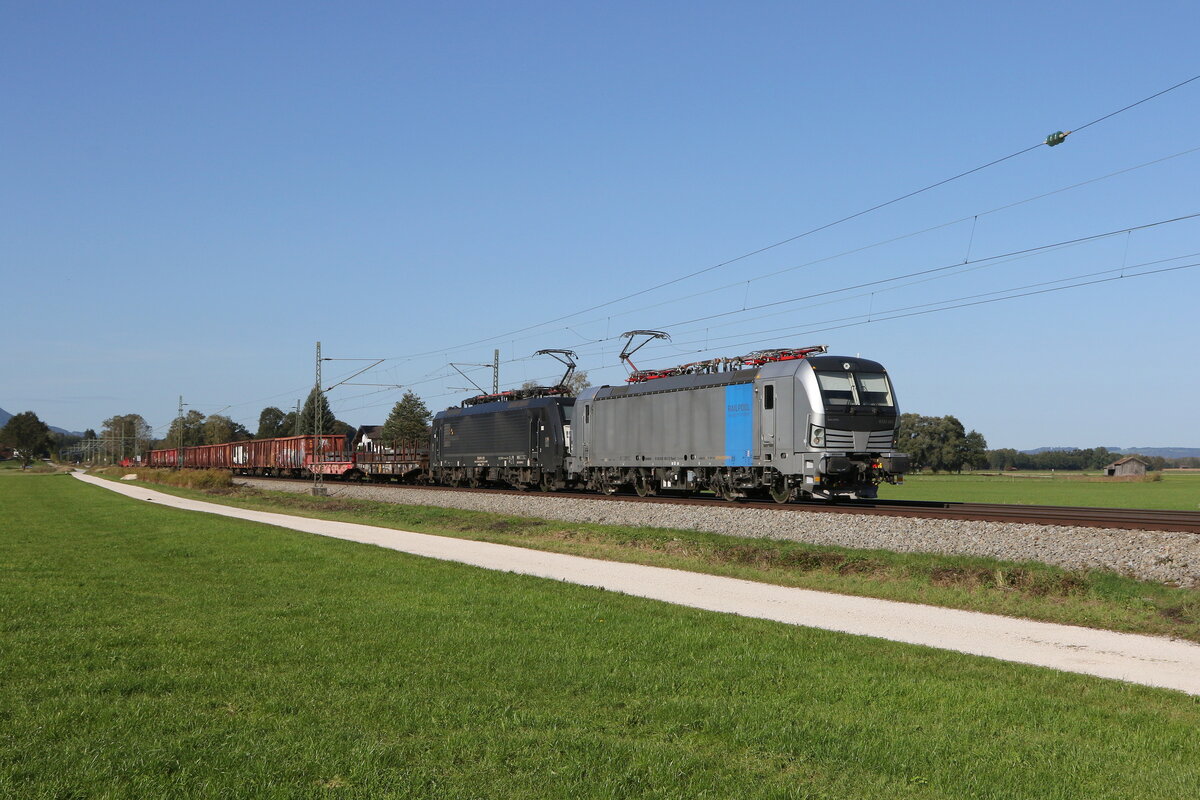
[717,482,739,502]
[634,473,655,497]
[769,478,792,504]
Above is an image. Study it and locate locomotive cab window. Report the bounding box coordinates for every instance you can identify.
[816,371,895,408]
[763,385,774,410]
[854,372,894,407]
[816,372,855,406]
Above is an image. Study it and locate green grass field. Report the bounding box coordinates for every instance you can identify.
[4,474,1200,798]
[878,471,1200,510]
[83,468,1200,643]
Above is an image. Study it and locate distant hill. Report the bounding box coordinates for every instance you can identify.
[1024,445,1200,458]
[0,406,84,438]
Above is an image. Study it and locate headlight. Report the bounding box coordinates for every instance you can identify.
[810,425,824,447]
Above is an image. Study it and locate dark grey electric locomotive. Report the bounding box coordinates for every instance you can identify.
[429,394,576,490]
[567,345,908,501]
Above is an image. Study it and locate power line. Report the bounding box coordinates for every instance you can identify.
[1071,74,1200,135]
[535,250,1200,377]
[654,211,1200,332]
[482,142,1200,349]
[378,73,1200,363]
[333,247,1200,417]
[154,79,1200,426]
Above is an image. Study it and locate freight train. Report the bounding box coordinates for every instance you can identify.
[147,337,910,502]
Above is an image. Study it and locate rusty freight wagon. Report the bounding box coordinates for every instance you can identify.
[146,443,233,468]
[146,433,431,482]
[186,442,235,469]
[231,435,350,477]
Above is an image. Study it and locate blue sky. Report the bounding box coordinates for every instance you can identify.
[3,1,1198,449]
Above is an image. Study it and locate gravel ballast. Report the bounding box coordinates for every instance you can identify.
[237,479,1200,587]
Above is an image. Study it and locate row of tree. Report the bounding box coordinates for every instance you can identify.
[987,447,1118,472]
[987,448,1199,472]
[894,415,1200,472]
[1,389,438,465]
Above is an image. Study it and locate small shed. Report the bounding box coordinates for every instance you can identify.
[1104,456,1149,477]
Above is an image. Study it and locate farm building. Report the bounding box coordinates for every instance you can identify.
[1104,456,1150,477]
[355,425,386,452]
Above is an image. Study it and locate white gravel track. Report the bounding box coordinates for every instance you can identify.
[76,472,1200,696]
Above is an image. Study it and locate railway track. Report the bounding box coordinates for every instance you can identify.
[236,476,1200,535]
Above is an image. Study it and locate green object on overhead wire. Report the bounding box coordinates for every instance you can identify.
[1045,130,1070,147]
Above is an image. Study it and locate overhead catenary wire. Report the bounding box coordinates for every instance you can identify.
[484,143,1200,348]
[331,249,1200,416]
[168,77,1200,426]
[335,205,1200,415]
[376,73,1200,364]
[506,251,1200,385]
[512,209,1200,354]
[653,211,1200,333]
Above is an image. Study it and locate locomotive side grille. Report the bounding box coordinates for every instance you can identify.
[868,430,894,450]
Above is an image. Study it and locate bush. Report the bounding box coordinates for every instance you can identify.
[101,467,235,490]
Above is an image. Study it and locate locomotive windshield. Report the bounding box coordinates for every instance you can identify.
[815,371,894,408]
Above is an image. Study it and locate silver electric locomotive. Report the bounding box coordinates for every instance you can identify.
[568,343,908,501]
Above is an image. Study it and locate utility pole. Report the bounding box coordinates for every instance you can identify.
[450,351,500,398]
[307,343,396,496]
[313,341,325,496]
[293,400,302,436]
[176,396,187,467]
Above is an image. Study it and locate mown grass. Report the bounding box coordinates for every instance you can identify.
[0,460,59,473]
[4,474,1200,798]
[879,471,1200,510]
[93,469,1200,643]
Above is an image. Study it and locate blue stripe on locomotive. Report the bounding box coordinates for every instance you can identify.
[724,384,753,467]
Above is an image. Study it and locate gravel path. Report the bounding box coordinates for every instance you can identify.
[237,479,1200,587]
[79,473,1200,695]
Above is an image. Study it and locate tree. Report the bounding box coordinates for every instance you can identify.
[49,430,82,455]
[936,415,968,472]
[1,411,51,466]
[896,413,983,472]
[962,430,989,471]
[279,410,299,437]
[520,369,591,396]
[164,410,207,448]
[256,407,287,439]
[564,369,591,395]
[381,391,432,450]
[101,413,154,460]
[203,414,250,445]
[299,388,338,436]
